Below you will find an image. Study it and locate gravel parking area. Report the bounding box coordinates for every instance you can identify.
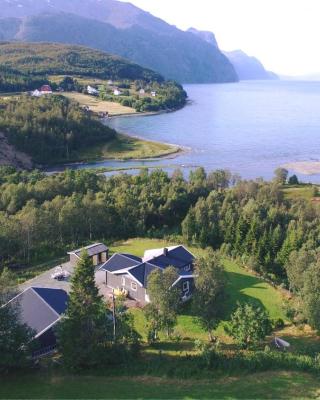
[19,262,74,293]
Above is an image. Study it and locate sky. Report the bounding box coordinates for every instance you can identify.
[119,0,320,76]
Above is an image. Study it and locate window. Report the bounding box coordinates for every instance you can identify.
[122,277,126,286]
[131,282,137,291]
[183,281,190,292]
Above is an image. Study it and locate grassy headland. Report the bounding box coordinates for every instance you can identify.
[74,134,180,162]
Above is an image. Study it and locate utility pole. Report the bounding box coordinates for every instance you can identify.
[112,291,116,343]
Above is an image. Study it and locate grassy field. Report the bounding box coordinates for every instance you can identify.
[62,92,137,116]
[5,238,320,399]
[282,184,317,201]
[74,133,180,162]
[1,371,319,399]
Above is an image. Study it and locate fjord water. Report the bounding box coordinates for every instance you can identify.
[95,81,320,181]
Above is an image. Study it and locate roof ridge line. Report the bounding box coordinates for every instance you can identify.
[31,288,61,318]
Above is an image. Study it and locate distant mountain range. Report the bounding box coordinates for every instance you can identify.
[0,0,238,84]
[223,50,278,80]
[187,28,278,81]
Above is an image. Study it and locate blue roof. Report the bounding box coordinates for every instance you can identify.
[33,287,68,315]
[101,253,141,272]
[102,246,194,288]
[8,287,69,337]
[150,246,194,269]
[130,262,158,286]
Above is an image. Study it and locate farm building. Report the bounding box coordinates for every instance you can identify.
[40,85,53,94]
[68,243,109,267]
[87,85,99,95]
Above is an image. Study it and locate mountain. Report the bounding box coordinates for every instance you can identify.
[187,28,218,47]
[0,0,238,84]
[223,50,278,80]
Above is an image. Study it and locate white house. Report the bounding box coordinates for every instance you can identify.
[31,89,42,97]
[139,89,145,95]
[151,91,157,97]
[113,89,122,96]
[87,86,99,96]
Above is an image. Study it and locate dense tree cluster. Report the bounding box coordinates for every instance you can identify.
[0,43,163,83]
[0,95,116,163]
[1,165,320,329]
[0,66,50,93]
[182,177,320,282]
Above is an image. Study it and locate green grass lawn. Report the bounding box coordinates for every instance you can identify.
[0,371,319,399]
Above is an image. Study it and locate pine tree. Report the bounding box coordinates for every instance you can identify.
[58,251,109,369]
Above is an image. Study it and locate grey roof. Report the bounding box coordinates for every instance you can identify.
[129,262,159,287]
[101,246,195,288]
[100,253,142,273]
[8,287,68,337]
[148,246,194,270]
[69,243,108,257]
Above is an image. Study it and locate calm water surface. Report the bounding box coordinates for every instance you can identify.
[69,81,320,181]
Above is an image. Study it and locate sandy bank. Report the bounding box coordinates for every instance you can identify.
[282,161,320,175]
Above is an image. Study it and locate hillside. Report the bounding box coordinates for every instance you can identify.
[0,0,238,83]
[0,42,162,82]
[224,50,279,80]
[0,95,117,165]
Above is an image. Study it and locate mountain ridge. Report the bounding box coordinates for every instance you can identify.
[0,0,238,83]
[224,50,278,80]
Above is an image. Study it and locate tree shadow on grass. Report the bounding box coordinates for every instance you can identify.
[180,271,268,321]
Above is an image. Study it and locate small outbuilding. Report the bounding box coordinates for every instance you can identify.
[87,85,99,96]
[68,243,109,267]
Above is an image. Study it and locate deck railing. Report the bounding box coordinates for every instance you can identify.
[32,344,57,359]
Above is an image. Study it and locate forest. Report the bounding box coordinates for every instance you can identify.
[0,95,116,164]
[0,166,320,331]
[0,42,163,83]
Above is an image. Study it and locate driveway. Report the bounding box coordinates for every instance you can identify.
[19,263,141,308]
[19,262,74,293]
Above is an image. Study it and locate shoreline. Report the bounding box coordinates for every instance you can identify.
[282,161,320,175]
[43,133,190,172]
[44,104,190,172]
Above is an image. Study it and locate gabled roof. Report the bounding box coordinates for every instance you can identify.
[6,287,68,338]
[68,243,108,258]
[100,253,141,273]
[101,245,195,288]
[129,262,159,287]
[145,245,194,269]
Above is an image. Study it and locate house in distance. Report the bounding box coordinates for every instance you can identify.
[99,245,195,305]
[68,243,109,267]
